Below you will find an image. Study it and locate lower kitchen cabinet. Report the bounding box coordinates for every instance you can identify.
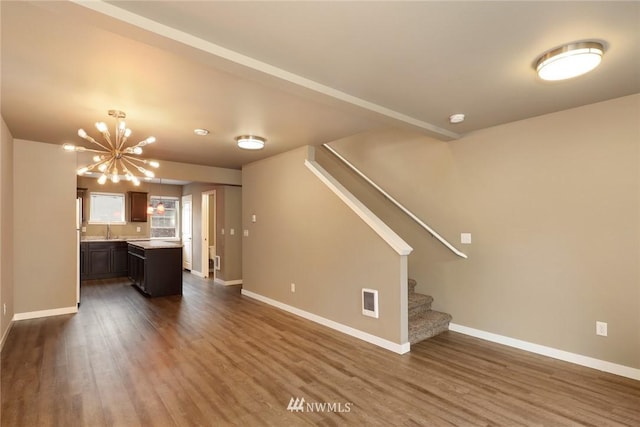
[128,243,182,297]
[80,241,129,280]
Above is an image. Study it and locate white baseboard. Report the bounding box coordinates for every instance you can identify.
[241,289,410,355]
[449,323,640,381]
[0,320,14,352]
[190,270,206,278]
[214,278,243,286]
[13,306,78,321]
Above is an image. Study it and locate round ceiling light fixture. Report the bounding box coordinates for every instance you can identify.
[449,113,465,124]
[236,135,265,150]
[535,41,604,81]
[194,128,209,136]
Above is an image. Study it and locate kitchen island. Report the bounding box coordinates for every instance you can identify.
[127,240,183,297]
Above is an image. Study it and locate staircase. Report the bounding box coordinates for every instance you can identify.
[408,278,452,345]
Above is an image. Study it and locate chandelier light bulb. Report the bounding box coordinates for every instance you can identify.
[145,136,156,144]
[95,122,108,133]
[63,143,76,151]
[78,129,88,139]
[77,167,89,175]
[148,160,160,168]
[98,163,108,172]
[144,170,155,178]
[124,128,132,138]
[133,147,143,155]
[97,174,108,185]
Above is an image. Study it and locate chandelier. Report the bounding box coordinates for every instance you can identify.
[63,109,159,185]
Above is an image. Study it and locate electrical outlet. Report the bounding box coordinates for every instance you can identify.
[291,283,295,293]
[596,321,608,336]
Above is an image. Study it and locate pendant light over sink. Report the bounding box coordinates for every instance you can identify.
[63,109,160,185]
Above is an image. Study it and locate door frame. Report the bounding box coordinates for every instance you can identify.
[181,194,193,270]
[201,190,216,279]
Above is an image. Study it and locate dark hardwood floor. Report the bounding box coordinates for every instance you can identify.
[2,273,639,426]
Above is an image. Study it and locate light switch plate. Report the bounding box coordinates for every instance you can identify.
[230,228,235,236]
[243,230,249,237]
[461,233,472,244]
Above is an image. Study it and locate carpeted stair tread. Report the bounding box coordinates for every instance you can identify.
[409,292,433,317]
[409,310,452,344]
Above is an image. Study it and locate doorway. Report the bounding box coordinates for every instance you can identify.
[181,194,193,270]
[201,190,216,279]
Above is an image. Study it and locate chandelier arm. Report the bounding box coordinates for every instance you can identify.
[121,155,148,164]
[82,158,110,172]
[80,147,111,154]
[83,135,112,152]
[118,135,130,151]
[100,131,115,150]
[121,156,146,172]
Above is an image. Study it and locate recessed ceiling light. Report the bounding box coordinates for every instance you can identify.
[194,128,209,136]
[449,113,465,124]
[236,135,265,150]
[535,41,604,81]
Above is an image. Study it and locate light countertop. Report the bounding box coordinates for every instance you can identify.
[81,238,182,249]
[127,240,183,249]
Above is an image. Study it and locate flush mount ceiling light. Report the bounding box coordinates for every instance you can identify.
[535,41,604,81]
[64,110,159,186]
[194,128,209,136]
[449,113,465,124]
[236,135,265,150]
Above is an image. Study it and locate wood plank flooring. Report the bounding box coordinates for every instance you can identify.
[2,273,639,426]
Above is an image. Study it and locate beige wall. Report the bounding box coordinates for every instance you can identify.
[77,176,183,239]
[242,147,406,343]
[325,94,640,368]
[14,139,77,314]
[221,186,242,281]
[1,118,15,345]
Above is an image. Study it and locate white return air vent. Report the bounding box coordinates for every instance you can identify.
[362,288,379,318]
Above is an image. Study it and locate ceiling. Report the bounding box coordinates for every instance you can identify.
[2,1,639,171]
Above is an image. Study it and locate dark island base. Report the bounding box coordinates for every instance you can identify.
[128,243,183,297]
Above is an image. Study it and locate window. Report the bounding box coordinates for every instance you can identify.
[150,196,179,239]
[89,192,126,224]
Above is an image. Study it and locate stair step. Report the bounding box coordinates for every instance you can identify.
[408,310,452,345]
[408,278,417,294]
[409,293,433,318]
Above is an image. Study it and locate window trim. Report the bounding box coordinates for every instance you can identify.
[149,195,180,241]
[88,192,126,225]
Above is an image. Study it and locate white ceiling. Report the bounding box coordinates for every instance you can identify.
[2,1,639,171]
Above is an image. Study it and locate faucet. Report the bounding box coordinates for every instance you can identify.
[106,224,111,240]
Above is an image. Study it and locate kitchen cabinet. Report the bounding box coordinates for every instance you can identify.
[128,242,182,297]
[80,241,129,280]
[129,191,148,222]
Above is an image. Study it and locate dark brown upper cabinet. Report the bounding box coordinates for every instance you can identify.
[129,191,148,222]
